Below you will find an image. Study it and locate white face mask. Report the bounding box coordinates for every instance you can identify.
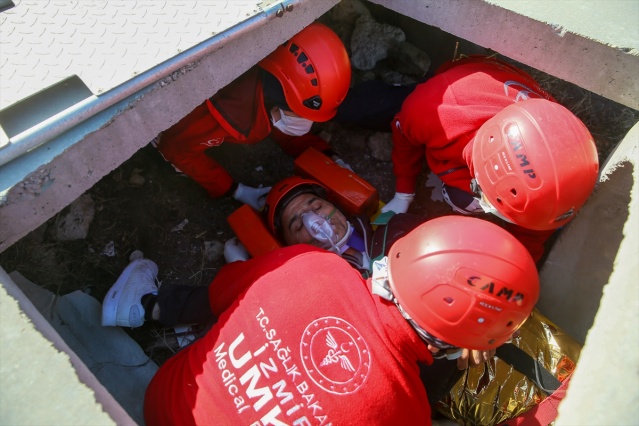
[301,210,353,254]
[271,108,313,136]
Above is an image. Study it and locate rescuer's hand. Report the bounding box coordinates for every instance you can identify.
[456,348,496,370]
[233,183,272,211]
[223,238,250,263]
[381,192,415,214]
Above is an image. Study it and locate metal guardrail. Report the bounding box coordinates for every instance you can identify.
[0,0,299,168]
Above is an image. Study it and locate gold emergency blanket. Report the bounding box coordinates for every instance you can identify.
[435,309,581,426]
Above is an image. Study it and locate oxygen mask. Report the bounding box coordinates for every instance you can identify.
[301,209,352,254]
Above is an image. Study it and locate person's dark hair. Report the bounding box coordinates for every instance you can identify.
[272,183,327,238]
[260,69,290,111]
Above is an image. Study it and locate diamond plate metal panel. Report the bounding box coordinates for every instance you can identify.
[0,0,269,110]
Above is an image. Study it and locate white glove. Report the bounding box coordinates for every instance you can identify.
[381,192,415,214]
[233,183,272,210]
[334,157,354,172]
[224,238,250,263]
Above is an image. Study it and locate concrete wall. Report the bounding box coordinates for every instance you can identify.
[551,123,639,426]
[0,269,129,425]
[537,126,637,344]
[368,0,639,111]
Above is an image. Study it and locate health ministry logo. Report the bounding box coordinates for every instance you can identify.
[300,316,371,395]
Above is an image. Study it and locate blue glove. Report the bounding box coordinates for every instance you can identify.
[233,183,271,210]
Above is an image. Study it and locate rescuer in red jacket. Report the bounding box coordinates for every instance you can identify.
[102,216,540,425]
[381,56,600,262]
[154,22,352,210]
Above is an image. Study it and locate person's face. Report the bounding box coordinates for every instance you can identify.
[270,106,299,122]
[280,193,349,247]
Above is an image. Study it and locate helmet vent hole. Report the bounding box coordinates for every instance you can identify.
[496,197,502,204]
[506,321,513,327]
[510,189,517,196]
[443,297,454,305]
[395,252,401,258]
[489,136,494,143]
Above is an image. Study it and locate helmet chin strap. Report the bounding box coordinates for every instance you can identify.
[473,180,515,224]
[472,178,515,224]
[478,196,514,223]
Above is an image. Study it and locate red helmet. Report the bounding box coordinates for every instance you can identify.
[472,98,599,230]
[259,22,351,122]
[388,216,539,351]
[264,176,327,236]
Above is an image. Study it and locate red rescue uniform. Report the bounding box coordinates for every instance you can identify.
[391,57,556,261]
[157,67,330,197]
[144,246,433,425]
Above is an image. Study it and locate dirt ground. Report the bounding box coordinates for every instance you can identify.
[1,16,638,366]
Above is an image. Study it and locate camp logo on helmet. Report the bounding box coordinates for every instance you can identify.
[467,275,525,303]
[506,123,537,180]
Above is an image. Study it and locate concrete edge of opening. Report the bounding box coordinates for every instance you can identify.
[537,124,638,344]
[368,0,639,111]
[0,268,131,425]
[538,122,638,425]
